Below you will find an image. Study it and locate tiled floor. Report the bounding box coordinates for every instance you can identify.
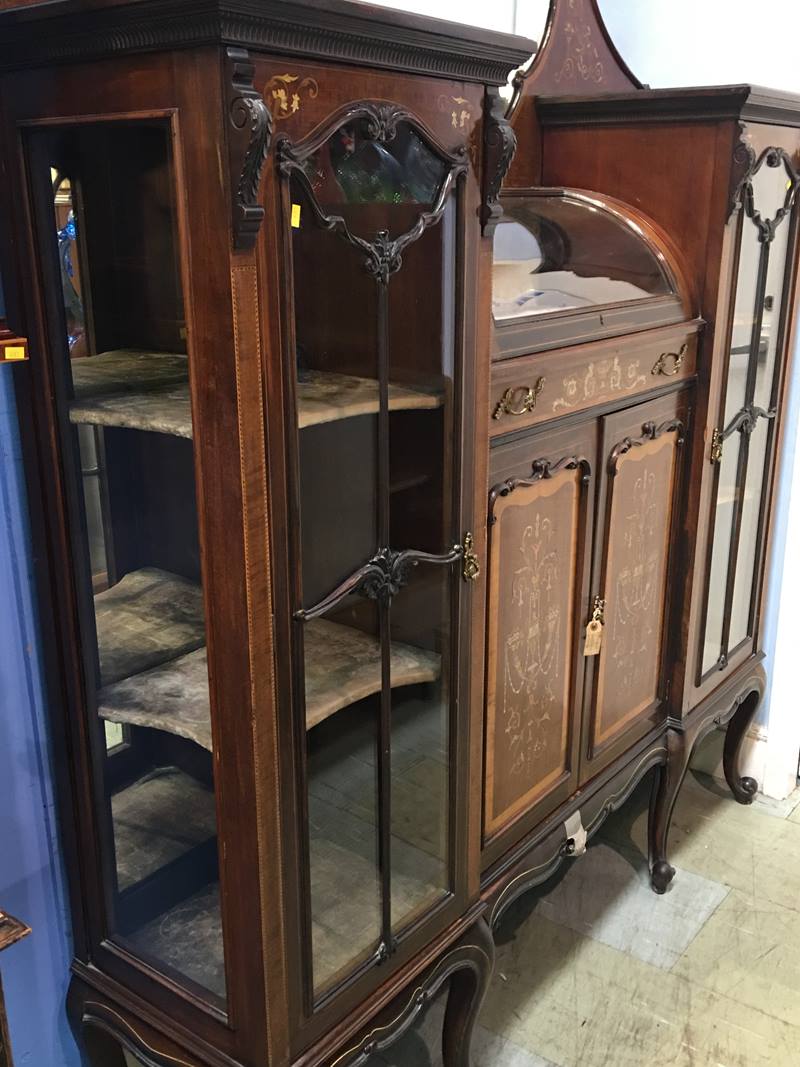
[374,769,800,1067]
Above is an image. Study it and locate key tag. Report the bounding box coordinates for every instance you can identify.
[583,596,605,657]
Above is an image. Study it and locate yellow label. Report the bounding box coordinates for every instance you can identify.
[291,203,301,228]
[4,346,26,362]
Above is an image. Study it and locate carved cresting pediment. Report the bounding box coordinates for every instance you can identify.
[507,0,642,123]
[227,47,273,252]
[481,86,517,236]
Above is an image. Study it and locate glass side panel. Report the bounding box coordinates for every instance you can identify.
[39,123,225,1005]
[492,193,674,321]
[729,418,771,650]
[702,433,741,674]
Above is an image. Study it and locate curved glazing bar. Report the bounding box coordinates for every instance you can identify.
[492,190,675,321]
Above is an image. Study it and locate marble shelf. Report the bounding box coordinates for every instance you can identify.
[69,349,193,438]
[96,567,205,686]
[68,350,441,438]
[98,617,440,748]
[297,369,441,428]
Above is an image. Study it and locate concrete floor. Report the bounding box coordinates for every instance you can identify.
[373,768,800,1067]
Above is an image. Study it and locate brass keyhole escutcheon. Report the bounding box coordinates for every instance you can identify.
[652,342,687,377]
[493,377,545,420]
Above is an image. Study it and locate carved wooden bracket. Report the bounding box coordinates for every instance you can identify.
[727,123,756,221]
[226,47,273,252]
[481,86,517,237]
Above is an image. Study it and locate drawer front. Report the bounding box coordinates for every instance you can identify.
[489,322,700,438]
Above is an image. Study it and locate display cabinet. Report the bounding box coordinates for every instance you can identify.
[0,2,531,1065]
[1,0,799,1064]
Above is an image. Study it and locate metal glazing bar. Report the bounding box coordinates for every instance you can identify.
[376,278,393,955]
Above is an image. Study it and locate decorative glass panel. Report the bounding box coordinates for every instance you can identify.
[702,434,740,674]
[492,192,674,321]
[283,106,466,999]
[36,123,225,1003]
[701,144,798,676]
[729,418,770,650]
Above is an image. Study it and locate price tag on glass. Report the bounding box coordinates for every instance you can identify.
[0,339,29,363]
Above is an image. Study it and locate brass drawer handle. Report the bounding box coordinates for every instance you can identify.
[652,343,687,377]
[462,532,480,582]
[493,378,545,420]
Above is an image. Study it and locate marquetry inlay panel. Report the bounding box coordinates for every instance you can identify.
[594,433,677,748]
[485,469,581,836]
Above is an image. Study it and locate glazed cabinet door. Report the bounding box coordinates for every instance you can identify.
[581,391,688,780]
[275,98,479,1019]
[482,420,595,861]
[698,137,799,687]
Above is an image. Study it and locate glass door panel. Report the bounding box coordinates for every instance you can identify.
[284,105,466,1003]
[304,597,383,995]
[729,417,771,650]
[389,563,452,931]
[702,434,741,674]
[724,219,760,423]
[33,123,225,1004]
[754,211,791,411]
[701,145,798,678]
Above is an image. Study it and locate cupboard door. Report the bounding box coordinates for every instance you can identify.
[483,421,595,856]
[581,392,687,780]
[700,143,799,681]
[279,103,473,1005]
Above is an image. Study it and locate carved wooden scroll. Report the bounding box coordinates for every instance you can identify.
[481,86,517,236]
[227,47,273,252]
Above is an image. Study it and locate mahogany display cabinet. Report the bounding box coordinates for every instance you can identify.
[0,0,798,1065]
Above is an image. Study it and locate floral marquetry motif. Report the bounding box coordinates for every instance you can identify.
[593,430,680,749]
[266,73,319,119]
[551,355,647,414]
[486,466,585,836]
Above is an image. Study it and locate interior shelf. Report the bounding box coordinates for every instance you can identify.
[297,369,441,428]
[70,350,193,438]
[69,350,441,438]
[95,567,205,686]
[96,581,440,746]
[112,766,217,892]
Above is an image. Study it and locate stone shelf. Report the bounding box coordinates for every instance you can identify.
[69,350,441,438]
[98,614,439,748]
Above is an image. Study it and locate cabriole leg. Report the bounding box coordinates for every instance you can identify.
[723,688,762,804]
[442,917,495,1067]
[649,727,693,894]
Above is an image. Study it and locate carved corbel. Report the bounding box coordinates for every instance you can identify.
[480,85,517,236]
[226,47,273,252]
[727,122,756,222]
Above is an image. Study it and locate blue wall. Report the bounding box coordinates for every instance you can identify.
[0,276,81,1065]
